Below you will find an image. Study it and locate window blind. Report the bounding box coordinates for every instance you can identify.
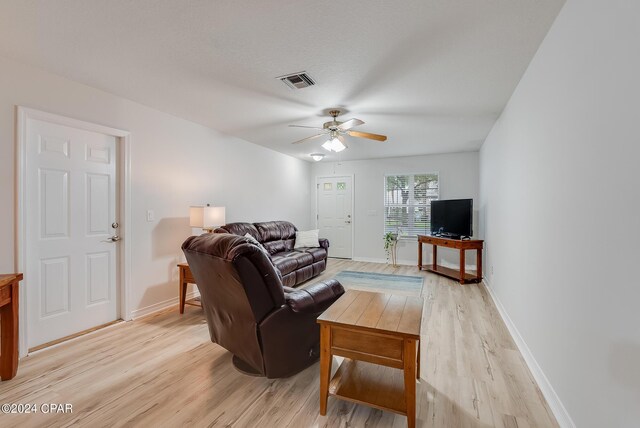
[384,173,439,237]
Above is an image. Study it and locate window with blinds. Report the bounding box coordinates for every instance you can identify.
[384,173,439,237]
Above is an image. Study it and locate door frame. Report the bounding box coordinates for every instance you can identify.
[315,174,355,259]
[15,106,132,357]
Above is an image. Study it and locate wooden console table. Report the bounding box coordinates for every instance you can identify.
[177,263,201,314]
[1,273,23,380]
[318,290,423,428]
[417,235,483,284]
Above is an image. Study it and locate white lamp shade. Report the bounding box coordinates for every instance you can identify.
[204,206,225,228]
[190,205,226,229]
[189,206,205,227]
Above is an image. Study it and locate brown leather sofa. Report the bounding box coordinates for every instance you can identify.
[182,232,344,378]
[214,221,329,288]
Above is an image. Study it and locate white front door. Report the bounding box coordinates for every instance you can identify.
[317,176,353,259]
[25,118,119,348]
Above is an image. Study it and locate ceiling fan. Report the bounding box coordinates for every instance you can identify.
[289,109,387,152]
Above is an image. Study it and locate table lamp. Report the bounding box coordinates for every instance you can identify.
[189,204,226,232]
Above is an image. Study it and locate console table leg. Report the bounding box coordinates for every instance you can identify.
[417,241,422,269]
[477,248,483,281]
[432,245,437,271]
[460,249,465,284]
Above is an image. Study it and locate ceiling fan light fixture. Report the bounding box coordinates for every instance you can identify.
[310,153,325,161]
[332,137,346,152]
[322,136,345,152]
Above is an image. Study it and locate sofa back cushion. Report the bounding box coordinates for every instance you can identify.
[214,222,261,241]
[254,221,297,255]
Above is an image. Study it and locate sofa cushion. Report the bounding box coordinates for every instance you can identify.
[299,247,327,262]
[255,221,297,242]
[272,251,314,276]
[263,240,286,255]
[255,221,296,255]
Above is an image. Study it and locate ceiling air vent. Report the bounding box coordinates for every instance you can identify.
[277,72,315,90]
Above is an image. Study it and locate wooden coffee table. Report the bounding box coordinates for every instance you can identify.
[317,290,423,428]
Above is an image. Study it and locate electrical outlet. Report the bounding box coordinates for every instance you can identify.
[491,265,494,275]
[146,210,155,222]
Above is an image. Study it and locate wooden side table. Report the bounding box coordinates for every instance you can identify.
[177,263,201,314]
[1,273,23,381]
[317,290,423,428]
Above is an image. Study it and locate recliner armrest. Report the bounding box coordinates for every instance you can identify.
[284,279,344,314]
[319,238,329,249]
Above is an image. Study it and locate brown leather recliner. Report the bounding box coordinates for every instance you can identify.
[182,232,344,378]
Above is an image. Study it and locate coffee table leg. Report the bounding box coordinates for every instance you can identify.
[417,339,421,380]
[319,324,332,415]
[404,338,417,428]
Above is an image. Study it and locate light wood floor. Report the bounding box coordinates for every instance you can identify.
[0,259,558,427]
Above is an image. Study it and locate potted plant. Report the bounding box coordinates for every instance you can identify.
[384,231,398,267]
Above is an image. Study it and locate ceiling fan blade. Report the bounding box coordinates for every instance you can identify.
[288,125,325,130]
[337,118,364,130]
[347,130,388,141]
[291,133,326,145]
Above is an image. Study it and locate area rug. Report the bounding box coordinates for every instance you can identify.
[332,271,424,297]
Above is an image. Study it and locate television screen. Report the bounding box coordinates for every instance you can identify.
[431,199,473,238]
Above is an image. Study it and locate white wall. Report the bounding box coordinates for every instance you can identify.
[311,152,479,266]
[0,56,311,315]
[479,1,640,427]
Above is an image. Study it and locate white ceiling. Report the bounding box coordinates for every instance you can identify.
[0,0,564,162]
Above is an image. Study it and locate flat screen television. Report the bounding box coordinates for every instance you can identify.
[431,199,473,238]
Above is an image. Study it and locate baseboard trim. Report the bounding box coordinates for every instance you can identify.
[130,290,200,320]
[483,279,575,428]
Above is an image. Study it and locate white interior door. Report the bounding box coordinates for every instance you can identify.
[317,176,353,259]
[25,118,119,348]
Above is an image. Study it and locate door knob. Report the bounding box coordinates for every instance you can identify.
[102,235,122,243]
[345,220,351,224]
